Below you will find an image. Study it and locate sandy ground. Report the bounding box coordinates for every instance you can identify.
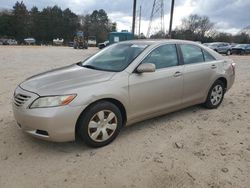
[0,46,249,188]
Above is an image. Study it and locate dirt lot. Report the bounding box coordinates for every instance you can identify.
[0,46,249,188]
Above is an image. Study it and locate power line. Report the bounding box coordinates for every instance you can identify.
[147,0,165,38]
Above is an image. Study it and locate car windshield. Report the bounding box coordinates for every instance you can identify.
[209,43,220,47]
[79,43,148,72]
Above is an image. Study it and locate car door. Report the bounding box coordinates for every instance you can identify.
[128,44,183,121]
[217,44,224,53]
[180,44,218,105]
[246,45,250,54]
[218,43,228,53]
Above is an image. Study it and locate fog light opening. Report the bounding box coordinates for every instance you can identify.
[36,130,49,136]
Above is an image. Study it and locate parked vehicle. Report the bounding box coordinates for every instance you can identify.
[231,44,250,55]
[88,36,97,47]
[108,31,134,45]
[24,38,36,45]
[53,38,64,46]
[13,40,235,147]
[207,42,232,55]
[98,40,109,49]
[7,39,17,45]
[68,41,74,47]
[0,39,17,45]
[73,31,88,49]
[230,43,238,48]
[202,43,211,47]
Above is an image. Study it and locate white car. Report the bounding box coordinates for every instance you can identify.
[53,38,64,45]
[7,39,17,45]
[24,38,36,45]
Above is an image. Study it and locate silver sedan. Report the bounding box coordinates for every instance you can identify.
[13,40,235,147]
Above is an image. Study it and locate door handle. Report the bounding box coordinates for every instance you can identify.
[211,64,217,69]
[174,71,182,77]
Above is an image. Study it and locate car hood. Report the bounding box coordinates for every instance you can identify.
[20,64,116,95]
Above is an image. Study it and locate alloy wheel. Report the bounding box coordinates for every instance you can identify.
[210,85,223,106]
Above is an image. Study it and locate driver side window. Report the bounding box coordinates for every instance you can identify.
[141,44,178,69]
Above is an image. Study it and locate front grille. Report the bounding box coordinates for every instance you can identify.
[14,94,31,107]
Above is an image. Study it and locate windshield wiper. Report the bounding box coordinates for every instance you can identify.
[77,63,117,72]
[79,64,99,70]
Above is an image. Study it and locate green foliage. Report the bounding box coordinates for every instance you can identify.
[12,1,29,41]
[0,11,14,37]
[82,9,116,43]
[0,1,116,44]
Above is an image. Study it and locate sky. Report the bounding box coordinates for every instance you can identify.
[0,0,250,35]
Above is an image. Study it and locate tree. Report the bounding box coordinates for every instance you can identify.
[88,9,116,43]
[29,6,40,40]
[110,22,117,32]
[62,8,79,41]
[150,31,165,39]
[0,2,117,44]
[214,32,233,43]
[233,33,250,44]
[12,1,29,41]
[176,14,214,42]
[0,10,14,37]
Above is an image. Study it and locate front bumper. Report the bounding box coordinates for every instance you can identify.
[12,86,85,142]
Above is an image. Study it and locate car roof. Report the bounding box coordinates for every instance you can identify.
[118,39,225,61]
[119,39,204,46]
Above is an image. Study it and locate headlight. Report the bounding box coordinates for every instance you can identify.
[30,94,76,108]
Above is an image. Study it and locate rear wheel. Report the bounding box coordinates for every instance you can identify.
[240,50,245,55]
[77,101,122,147]
[204,80,225,109]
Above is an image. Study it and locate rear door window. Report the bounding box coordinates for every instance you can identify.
[180,44,204,64]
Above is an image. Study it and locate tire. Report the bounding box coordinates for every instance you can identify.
[76,101,122,147]
[226,50,231,56]
[204,80,225,109]
[240,50,245,55]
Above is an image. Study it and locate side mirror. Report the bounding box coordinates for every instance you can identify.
[136,63,156,73]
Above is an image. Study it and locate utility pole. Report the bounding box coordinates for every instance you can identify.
[132,0,137,35]
[168,0,175,38]
[138,5,141,37]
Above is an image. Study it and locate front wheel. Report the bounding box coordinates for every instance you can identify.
[204,80,225,109]
[77,101,122,147]
[226,50,231,56]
